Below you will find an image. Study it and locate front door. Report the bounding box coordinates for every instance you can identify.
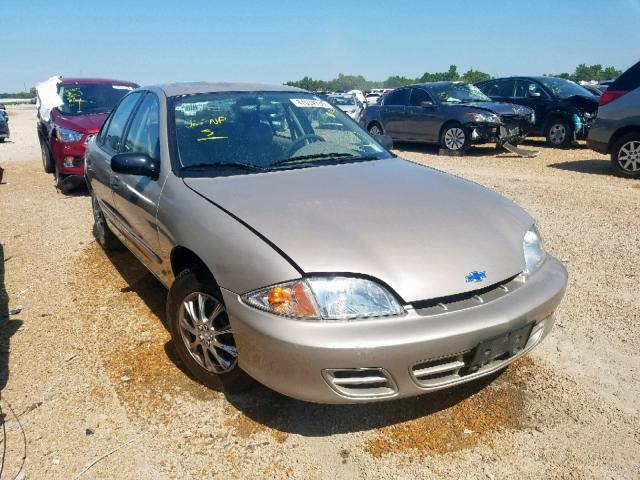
[111,92,163,267]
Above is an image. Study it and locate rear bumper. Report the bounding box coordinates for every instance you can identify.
[222,256,568,403]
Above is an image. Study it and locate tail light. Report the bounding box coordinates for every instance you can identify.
[599,90,629,107]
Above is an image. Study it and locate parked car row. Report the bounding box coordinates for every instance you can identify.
[0,108,9,143]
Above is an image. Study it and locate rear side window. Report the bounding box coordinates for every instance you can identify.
[122,93,160,159]
[609,61,640,91]
[103,92,143,152]
[384,89,409,106]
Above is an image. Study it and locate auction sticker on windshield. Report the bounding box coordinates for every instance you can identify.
[290,98,333,108]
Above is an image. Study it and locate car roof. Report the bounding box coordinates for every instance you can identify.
[154,82,305,97]
[59,77,138,86]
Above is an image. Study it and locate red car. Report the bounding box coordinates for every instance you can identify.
[38,78,139,190]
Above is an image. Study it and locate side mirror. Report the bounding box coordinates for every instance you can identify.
[420,101,435,108]
[375,134,393,150]
[111,152,159,179]
[529,91,542,98]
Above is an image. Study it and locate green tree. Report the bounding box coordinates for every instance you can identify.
[461,68,491,84]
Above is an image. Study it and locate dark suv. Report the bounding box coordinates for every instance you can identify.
[476,76,599,148]
[587,61,640,178]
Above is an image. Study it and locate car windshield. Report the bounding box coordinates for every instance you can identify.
[172,92,391,176]
[57,83,136,115]
[431,83,491,103]
[539,77,596,99]
[329,95,356,106]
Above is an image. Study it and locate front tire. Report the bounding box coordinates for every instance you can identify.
[611,133,640,178]
[440,123,469,152]
[545,118,573,148]
[40,137,54,173]
[166,270,254,393]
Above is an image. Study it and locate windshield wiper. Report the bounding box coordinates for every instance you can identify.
[271,152,357,167]
[181,162,264,172]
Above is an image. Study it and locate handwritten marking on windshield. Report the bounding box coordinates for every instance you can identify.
[197,128,228,141]
[187,116,227,129]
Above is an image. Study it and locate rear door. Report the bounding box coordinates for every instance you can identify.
[405,87,440,142]
[111,92,163,266]
[380,88,410,139]
[86,91,144,223]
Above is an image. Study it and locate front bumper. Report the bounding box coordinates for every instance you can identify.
[222,256,568,403]
[50,137,87,175]
[469,119,531,146]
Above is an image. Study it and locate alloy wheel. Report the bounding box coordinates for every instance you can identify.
[618,140,640,172]
[178,292,237,374]
[444,127,465,150]
[548,123,567,145]
[368,124,382,136]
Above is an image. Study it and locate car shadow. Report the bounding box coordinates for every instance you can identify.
[548,159,614,176]
[521,138,590,150]
[223,369,504,436]
[1,243,23,393]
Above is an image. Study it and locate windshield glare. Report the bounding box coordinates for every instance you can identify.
[432,83,491,103]
[539,77,596,99]
[173,92,390,175]
[57,83,135,115]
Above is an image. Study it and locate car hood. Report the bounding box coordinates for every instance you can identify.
[184,158,533,302]
[51,110,109,134]
[453,101,533,117]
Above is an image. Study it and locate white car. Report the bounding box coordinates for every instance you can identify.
[328,93,361,119]
[365,93,381,105]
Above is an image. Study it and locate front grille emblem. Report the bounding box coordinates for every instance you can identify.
[466,271,487,283]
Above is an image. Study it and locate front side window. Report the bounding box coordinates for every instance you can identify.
[409,88,432,106]
[172,92,392,176]
[122,93,160,159]
[431,83,492,104]
[514,80,546,98]
[103,92,143,152]
[57,83,136,115]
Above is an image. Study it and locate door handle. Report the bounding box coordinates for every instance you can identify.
[110,175,121,190]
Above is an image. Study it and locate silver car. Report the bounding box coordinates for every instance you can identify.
[85,83,567,404]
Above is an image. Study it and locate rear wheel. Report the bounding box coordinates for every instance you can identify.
[611,133,640,178]
[167,270,254,393]
[440,123,469,152]
[545,118,573,148]
[91,193,122,251]
[368,122,383,136]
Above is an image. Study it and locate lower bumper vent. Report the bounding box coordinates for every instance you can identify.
[322,368,397,399]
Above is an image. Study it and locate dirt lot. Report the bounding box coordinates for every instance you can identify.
[0,105,638,479]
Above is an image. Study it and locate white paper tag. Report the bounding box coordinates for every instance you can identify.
[112,85,135,90]
[290,98,333,109]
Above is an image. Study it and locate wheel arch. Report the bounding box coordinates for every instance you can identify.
[170,246,219,288]
[439,120,464,140]
[608,126,640,153]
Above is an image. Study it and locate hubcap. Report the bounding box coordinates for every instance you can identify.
[548,124,566,144]
[178,292,237,374]
[618,140,640,172]
[369,125,381,136]
[444,127,465,150]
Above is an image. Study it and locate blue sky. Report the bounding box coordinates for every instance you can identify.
[3,0,639,91]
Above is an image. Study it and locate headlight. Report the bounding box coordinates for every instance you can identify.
[523,225,546,276]
[55,127,84,142]
[242,276,404,320]
[466,112,500,124]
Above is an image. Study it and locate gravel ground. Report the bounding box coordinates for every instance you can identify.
[0,105,638,479]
